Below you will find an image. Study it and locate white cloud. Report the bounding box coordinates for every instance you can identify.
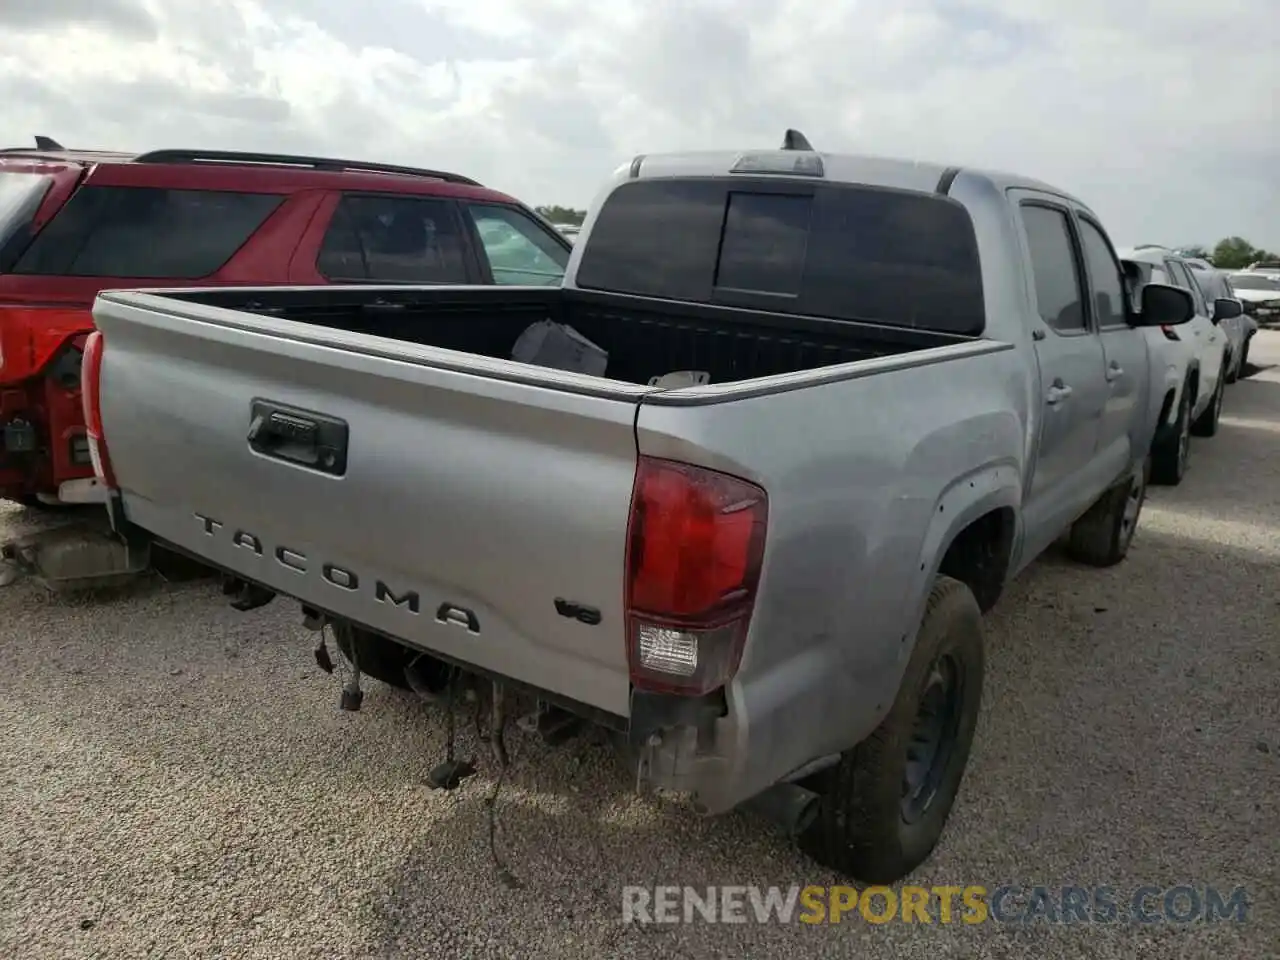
[1,0,1276,248]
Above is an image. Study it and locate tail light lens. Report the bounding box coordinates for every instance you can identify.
[625,457,767,695]
[80,330,116,488]
[1160,325,1181,341]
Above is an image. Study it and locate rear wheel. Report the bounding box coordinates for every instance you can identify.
[1191,366,1225,438]
[799,576,984,883]
[1149,387,1190,486]
[1239,338,1252,377]
[1067,460,1147,567]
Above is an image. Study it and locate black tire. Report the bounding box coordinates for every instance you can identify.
[1225,351,1238,384]
[332,622,427,690]
[1067,460,1147,567]
[1239,338,1252,378]
[1149,387,1190,486]
[1191,365,1225,438]
[799,576,984,883]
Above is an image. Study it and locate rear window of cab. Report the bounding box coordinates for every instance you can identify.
[576,178,986,335]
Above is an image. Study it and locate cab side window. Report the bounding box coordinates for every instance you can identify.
[1020,204,1085,332]
[1077,218,1127,327]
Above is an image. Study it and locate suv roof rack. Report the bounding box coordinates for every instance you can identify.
[132,149,482,186]
[0,147,137,163]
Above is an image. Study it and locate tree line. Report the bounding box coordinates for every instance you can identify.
[538,206,1277,272]
[1181,238,1279,270]
[535,205,586,226]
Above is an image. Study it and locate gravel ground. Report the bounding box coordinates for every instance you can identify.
[2,333,1278,960]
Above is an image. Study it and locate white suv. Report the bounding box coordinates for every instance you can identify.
[1119,247,1237,485]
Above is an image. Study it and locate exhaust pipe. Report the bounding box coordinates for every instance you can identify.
[743,783,821,838]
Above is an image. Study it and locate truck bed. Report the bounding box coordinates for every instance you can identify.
[89,282,995,720]
[151,285,972,386]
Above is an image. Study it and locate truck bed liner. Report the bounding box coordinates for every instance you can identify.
[155,285,970,386]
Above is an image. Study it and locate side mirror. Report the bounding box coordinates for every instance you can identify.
[1132,282,1194,327]
[1212,297,1243,322]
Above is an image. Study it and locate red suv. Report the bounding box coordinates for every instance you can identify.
[0,141,572,507]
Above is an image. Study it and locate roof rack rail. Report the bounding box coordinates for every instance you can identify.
[133,149,482,186]
[0,147,135,162]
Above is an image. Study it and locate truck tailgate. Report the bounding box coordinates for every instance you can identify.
[94,294,646,717]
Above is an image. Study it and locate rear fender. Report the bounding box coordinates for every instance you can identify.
[902,461,1021,653]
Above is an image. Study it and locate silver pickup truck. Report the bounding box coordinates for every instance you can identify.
[84,139,1196,883]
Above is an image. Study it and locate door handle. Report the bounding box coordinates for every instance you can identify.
[1106,363,1123,382]
[1046,384,1073,405]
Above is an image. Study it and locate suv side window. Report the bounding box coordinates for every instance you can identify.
[1020,204,1086,332]
[1165,260,1207,315]
[13,186,284,279]
[464,204,569,286]
[318,194,468,283]
[1076,217,1127,328]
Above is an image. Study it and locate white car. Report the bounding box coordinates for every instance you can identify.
[1229,271,1280,323]
[1244,259,1280,278]
[550,222,581,243]
[1119,247,1237,485]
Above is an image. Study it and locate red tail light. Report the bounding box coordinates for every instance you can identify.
[80,330,116,489]
[1160,325,1181,342]
[625,457,767,695]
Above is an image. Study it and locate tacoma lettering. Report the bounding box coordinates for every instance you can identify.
[193,512,421,616]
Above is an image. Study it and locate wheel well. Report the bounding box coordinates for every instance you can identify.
[1157,388,1176,428]
[1187,367,1200,405]
[937,507,1015,614]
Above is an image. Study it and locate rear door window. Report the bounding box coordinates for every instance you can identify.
[464,203,570,286]
[1019,205,1086,332]
[575,179,986,334]
[318,194,469,284]
[12,186,284,278]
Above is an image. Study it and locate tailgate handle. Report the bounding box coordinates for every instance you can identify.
[247,400,348,477]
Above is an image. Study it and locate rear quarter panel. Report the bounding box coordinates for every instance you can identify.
[636,341,1029,805]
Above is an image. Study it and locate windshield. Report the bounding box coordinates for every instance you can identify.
[0,171,54,262]
[1231,274,1280,291]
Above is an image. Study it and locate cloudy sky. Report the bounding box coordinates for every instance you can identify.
[2,0,1276,249]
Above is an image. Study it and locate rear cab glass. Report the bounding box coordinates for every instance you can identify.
[12,186,284,278]
[0,171,57,268]
[575,178,986,335]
